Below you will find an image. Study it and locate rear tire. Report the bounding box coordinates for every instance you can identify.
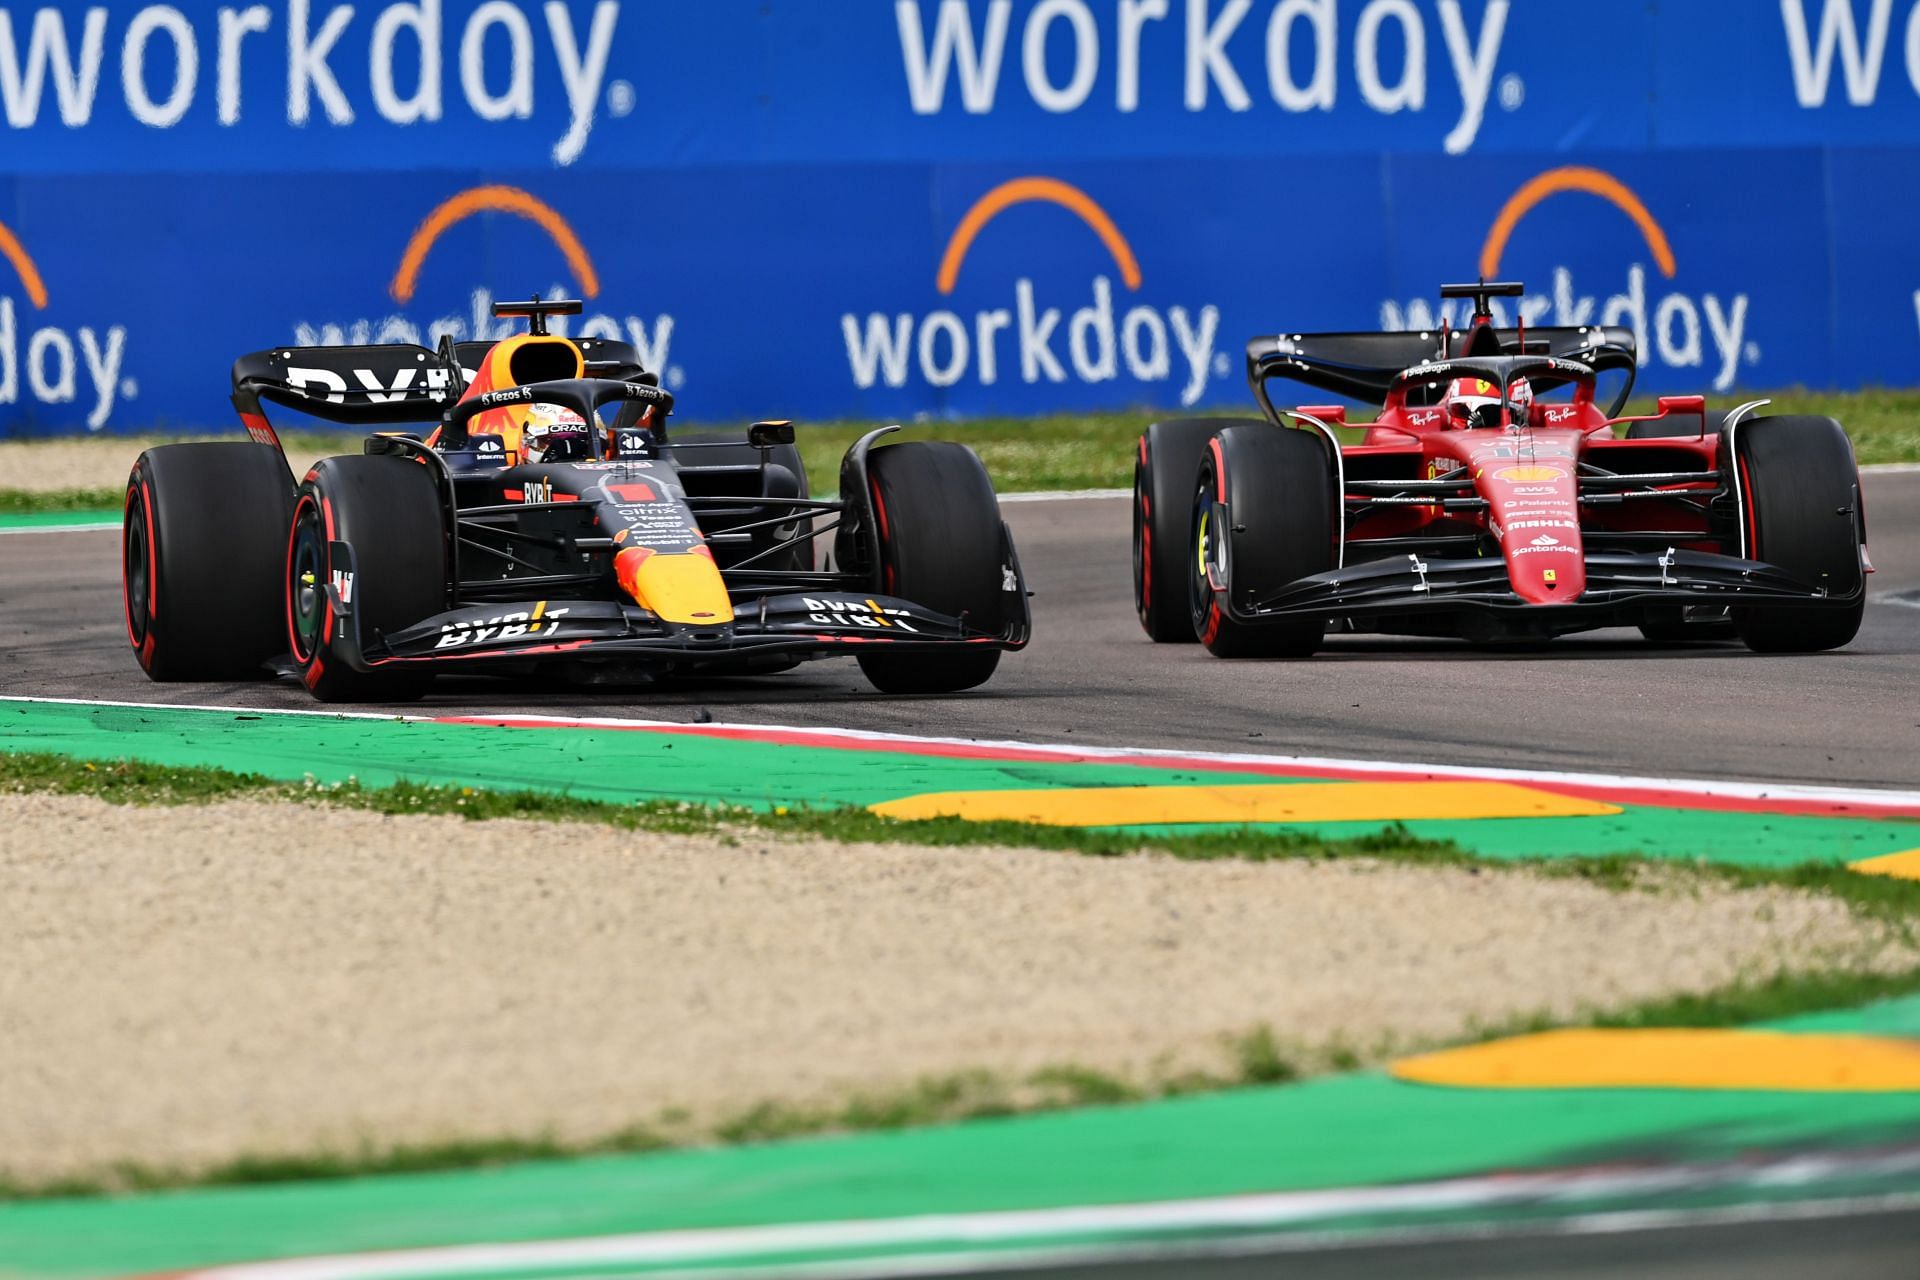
[1730,416,1866,654]
[1134,418,1265,642]
[856,441,1006,695]
[1191,426,1337,658]
[123,443,293,681]
[287,455,448,702]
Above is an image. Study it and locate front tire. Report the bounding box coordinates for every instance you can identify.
[1730,416,1866,654]
[1134,418,1265,642]
[287,455,448,701]
[856,441,1006,695]
[1191,426,1337,659]
[124,443,293,681]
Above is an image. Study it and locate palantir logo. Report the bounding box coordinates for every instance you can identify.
[0,218,132,429]
[293,184,676,383]
[841,176,1223,405]
[1380,166,1756,391]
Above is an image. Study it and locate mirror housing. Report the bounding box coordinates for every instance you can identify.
[749,419,796,448]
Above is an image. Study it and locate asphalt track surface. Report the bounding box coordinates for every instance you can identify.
[2,472,1916,789]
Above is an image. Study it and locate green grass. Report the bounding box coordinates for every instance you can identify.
[0,488,122,513]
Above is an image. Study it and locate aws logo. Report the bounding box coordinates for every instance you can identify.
[0,219,133,430]
[841,176,1224,406]
[1383,166,1757,392]
[292,184,675,383]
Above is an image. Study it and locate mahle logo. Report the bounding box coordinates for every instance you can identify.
[0,218,133,429]
[293,184,677,383]
[842,176,1223,405]
[1382,166,1756,392]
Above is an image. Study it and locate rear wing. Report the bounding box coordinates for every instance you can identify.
[1244,326,1638,404]
[229,335,654,442]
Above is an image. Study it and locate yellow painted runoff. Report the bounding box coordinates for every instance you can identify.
[1391,1028,1920,1092]
[869,780,1619,826]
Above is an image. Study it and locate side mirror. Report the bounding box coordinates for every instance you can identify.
[1655,395,1706,417]
[749,419,796,448]
[1296,404,1347,426]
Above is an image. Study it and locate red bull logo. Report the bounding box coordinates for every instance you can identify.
[841,176,1224,405]
[0,217,133,429]
[1383,166,1756,391]
[292,184,674,383]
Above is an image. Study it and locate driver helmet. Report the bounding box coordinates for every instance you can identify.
[1441,377,1513,431]
[522,403,592,463]
[1506,377,1534,429]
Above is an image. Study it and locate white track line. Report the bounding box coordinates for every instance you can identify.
[150,1150,1920,1280]
[0,519,116,535]
[7,695,1920,812]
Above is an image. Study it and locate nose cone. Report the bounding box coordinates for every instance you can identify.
[614,546,736,624]
[1477,460,1585,604]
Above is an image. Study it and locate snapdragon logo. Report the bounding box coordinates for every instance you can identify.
[0,218,133,429]
[0,1,625,164]
[1381,167,1757,392]
[896,0,1516,155]
[293,184,675,379]
[841,176,1223,405]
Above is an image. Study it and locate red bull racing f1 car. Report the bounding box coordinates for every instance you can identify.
[123,298,1028,700]
[1134,282,1869,657]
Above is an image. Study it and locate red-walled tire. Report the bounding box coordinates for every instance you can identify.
[856,441,1005,695]
[1732,415,1866,654]
[1134,418,1264,642]
[1190,425,1337,659]
[287,455,448,702]
[123,443,293,681]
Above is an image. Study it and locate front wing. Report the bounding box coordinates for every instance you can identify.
[1228,549,1861,627]
[318,544,1030,673]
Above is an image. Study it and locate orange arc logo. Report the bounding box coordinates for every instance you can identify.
[936,176,1142,296]
[1480,166,1677,281]
[390,184,600,304]
[0,218,49,309]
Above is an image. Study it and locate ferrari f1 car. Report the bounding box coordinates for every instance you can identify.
[1134,281,1870,657]
[123,298,1028,700]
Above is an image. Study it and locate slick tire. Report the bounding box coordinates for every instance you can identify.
[1730,415,1866,654]
[1135,418,1266,642]
[857,441,1005,695]
[1191,426,1337,659]
[287,455,449,702]
[124,443,294,681]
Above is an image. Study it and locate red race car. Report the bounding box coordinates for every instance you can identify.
[1134,281,1869,658]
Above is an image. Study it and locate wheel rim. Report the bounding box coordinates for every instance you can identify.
[1189,481,1221,634]
[1131,461,1149,615]
[288,500,326,663]
[123,487,150,648]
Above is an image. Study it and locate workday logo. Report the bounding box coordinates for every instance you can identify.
[1381,166,1757,391]
[0,219,133,429]
[841,176,1223,405]
[292,184,676,383]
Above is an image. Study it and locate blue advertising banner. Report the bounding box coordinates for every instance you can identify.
[1,0,1917,433]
